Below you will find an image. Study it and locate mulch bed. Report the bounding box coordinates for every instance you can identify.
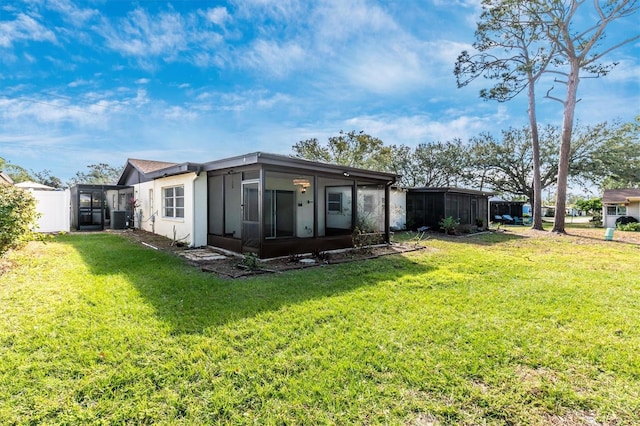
[121,229,428,279]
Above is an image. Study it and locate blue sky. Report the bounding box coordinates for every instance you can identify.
[1,0,639,182]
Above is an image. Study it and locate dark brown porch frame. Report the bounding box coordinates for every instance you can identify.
[204,153,397,258]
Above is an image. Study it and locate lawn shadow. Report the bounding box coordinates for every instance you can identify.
[61,233,435,334]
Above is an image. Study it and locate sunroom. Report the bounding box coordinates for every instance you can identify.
[204,153,397,258]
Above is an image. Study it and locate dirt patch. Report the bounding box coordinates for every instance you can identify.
[119,229,427,279]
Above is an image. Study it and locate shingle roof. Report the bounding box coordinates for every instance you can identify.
[0,171,14,186]
[602,188,640,204]
[128,159,178,174]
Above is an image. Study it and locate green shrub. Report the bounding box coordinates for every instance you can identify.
[617,222,640,232]
[439,216,460,235]
[0,185,40,256]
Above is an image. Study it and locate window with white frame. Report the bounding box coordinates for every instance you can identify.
[163,186,184,218]
[328,192,342,213]
[606,205,627,215]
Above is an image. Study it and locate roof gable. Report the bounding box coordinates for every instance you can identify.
[602,188,640,204]
[0,171,14,186]
[129,159,178,174]
[117,158,179,185]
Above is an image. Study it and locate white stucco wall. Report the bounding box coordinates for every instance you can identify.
[603,201,640,228]
[131,172,207,247]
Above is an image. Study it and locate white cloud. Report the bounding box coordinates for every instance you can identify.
[343,106,511,146]
[163,106,199,121]
[0,13,57,47]
[68,79,91,87]
[98,8,188,59]
[95,7,226,69]
[232,0,304,21]
[241,39,306,77]
[47,0,99,26]
[202,7,231,26]
[135,78,150,84]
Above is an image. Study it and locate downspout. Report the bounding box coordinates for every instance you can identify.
[385,176,396,244]
[191,166,203,247]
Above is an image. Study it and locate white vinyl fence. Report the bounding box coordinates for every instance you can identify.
[30,189,71,233]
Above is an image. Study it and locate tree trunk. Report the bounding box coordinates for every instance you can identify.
[527,77,544,231]
[552,63,580,234]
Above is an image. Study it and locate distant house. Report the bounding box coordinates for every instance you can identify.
[0,171,14,186]
[15,181,56,191]
[405,187,491,230]
[116,153,398,258]
[489,197,526,221]
[602,188,640,228]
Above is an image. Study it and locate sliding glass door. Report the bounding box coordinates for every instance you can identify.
[264,190,295,238]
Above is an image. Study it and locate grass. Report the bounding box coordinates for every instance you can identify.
[1,230,639,425]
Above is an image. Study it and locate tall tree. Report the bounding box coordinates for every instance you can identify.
[455,0,557,230]
[0,157,33,183]
[411,139,470,187]
[292,130,395,172]
[588,116,640,189]
[531,0,639,232]
[32,170,63,189]
[468,126,560,203]
[466,123,615,203]
[68,163,122,186]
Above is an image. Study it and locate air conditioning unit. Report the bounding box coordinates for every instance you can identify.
[111,210,126,230]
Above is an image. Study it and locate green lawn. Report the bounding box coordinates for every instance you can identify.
[1,231,639,425]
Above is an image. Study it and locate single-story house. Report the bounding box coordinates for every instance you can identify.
[602,188,640,228]
[117,153,398,258]
[405,187,491,230]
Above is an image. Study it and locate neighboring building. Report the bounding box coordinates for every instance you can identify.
[405,187,491,230]
[0,171,14,186]
[602,188,640,228]
[15,181,56,191]
[117,153,398,258]
[489,197,526,221]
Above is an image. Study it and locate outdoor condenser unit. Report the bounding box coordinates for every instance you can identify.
[111,210,126,230]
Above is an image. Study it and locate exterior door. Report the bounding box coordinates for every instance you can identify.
[242,181,260,251]
[471,198,478,226]
[78,190,104,230]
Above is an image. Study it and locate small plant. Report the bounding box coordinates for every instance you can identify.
[312,249,331,262]
[439,216,460,235]
[590,212,603,227]
[239,252,260,270]
[287,253,303,263]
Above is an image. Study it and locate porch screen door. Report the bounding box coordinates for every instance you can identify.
[242,182,260,251]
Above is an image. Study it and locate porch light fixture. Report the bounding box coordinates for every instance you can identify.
[343,172,350,177]
[293,178,311,193]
